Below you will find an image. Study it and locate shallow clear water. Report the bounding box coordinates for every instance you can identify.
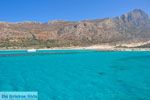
[0,50,150,100]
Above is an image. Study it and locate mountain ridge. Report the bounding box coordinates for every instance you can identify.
[0,9,150,49]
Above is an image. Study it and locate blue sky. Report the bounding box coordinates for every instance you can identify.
[0,0,149,22]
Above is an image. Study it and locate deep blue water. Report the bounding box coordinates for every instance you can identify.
[0,50,150,100]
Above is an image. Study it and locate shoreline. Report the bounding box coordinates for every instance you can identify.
[0,45,150,51]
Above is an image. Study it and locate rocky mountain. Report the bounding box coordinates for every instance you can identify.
[0,9,150,49]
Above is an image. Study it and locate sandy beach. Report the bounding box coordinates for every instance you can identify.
[0,44,150,51]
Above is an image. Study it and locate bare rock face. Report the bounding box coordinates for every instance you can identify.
[0,9,150,48]
[113,9,150,40]
[114,9,150,26]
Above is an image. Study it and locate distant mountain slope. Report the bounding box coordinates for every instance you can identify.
[113,9,150,40]
[0,9,150,48]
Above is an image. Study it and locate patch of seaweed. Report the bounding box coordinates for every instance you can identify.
[97,72,106,76]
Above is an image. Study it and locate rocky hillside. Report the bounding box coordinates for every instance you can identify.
[0,9,150,49]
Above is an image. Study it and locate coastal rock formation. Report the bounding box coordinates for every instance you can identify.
[0,9,150,48]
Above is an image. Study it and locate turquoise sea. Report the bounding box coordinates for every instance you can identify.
[0,50,150,100]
